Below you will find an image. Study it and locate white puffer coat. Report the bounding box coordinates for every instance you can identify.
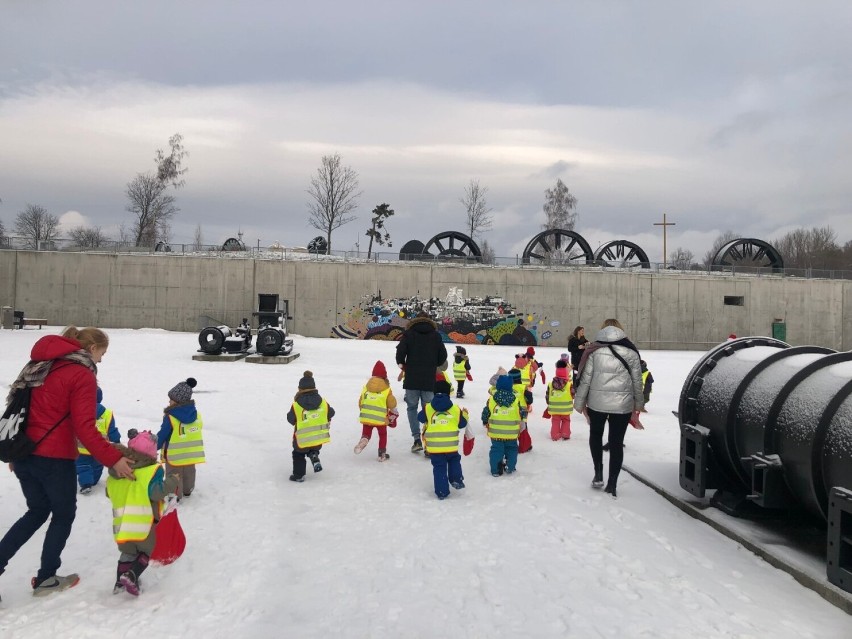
[573,326,644,414]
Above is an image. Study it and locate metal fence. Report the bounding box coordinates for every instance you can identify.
[1,235,851,281]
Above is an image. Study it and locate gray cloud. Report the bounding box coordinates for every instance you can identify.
[1,1,851,262]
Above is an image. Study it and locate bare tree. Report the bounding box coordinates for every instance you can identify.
[460,179,493,239]
[365,203,394,259]
[542,179,578,231]
[126,173,178,246]
[193,224,204,251]
[306,153,361,253]
[15,204,60,249]
[774,226,841,269]
[126,133,188,247]
[480,238,496,265]
[669,247,694,270]
[117,223,131,248]
[702,230,739,266]
[0,217,7,247]
[69,225,109,248]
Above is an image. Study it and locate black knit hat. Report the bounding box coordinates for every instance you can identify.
[555,359,568,369]
[455,345,467,355]
[434,380,452,395]
[298,371,316,390]
[168,378,197,404]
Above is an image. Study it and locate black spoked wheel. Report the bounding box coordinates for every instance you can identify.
[222,237,245,251]
[712,238,784,272]
[198,327,227,354]
[421,231,482,262]
[594,240,650,268]
[522,229,594,265]
[257,328,284,355]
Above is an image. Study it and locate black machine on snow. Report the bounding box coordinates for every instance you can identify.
[196,294,294,357]
[252,294,294,356]
[197,318,253,355]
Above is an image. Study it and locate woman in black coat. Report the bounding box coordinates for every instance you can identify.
[567,326,588,384]
[395,313,448,453]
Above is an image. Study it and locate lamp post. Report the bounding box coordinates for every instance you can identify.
[653,213,676,268]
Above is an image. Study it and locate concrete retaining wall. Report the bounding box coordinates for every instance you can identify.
[2,250,850,350]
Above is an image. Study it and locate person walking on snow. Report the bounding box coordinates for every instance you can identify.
[482,375,527,476]
[76,386,121,494]
[106,430,179,596]
[354,360,398,461]
[286,371,335,482]
[545,360,574,440]
[156,378,204,499]
[452,346,472,399]
[395,311,448,454]
[418,379,468,499]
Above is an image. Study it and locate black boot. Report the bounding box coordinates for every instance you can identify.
[604,480,617,498]
[592,467,604,488]
[308,451,322,473]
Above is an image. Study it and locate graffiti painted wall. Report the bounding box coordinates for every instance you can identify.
[330,288,561,346]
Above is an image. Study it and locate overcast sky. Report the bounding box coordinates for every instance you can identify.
[1,1,850,261]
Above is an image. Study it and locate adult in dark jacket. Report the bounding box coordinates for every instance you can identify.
[574,319,644,499]
[395,312,448,453]
[567,326,588,385]
[0,327,135,599]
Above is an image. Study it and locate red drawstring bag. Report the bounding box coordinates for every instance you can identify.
[151,497,186,565]
[463,436,475,456]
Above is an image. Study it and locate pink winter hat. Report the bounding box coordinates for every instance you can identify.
[128,430,157,458]
[514,355,527,369]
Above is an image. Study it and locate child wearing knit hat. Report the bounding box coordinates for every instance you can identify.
[418,378,469,499]
[451,345,472,399]
[354,360,398,461]
[481,375,527,476]
[286,371,336,481]
[106,430,180,596]
[545,360,574,440]
[156,377,204,498]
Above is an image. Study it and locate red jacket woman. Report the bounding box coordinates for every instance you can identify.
[0,327,133,599]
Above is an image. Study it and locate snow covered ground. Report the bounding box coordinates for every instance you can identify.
[0,328,849,638]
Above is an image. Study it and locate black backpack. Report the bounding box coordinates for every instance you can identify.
[0,386,68,463]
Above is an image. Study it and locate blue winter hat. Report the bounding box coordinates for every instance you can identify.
[496,375,514,392]
[96,386,103,404]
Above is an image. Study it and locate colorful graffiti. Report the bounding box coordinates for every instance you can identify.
[330,288,556,346]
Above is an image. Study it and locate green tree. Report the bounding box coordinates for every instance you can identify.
[365,203,394,259]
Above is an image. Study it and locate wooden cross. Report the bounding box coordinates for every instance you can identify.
[653,213,676,268]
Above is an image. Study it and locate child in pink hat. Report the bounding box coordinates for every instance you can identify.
[545,360,574,440]
[105,430,179,596]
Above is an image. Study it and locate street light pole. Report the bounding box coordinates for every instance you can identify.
[653,213,676,268]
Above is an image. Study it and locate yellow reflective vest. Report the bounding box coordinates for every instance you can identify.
[452,360,467,381]
[166,414,206,466]
[487,397,522,440]
[512,383,529,410]
[546,381,574,415]
[293,400,331,448]
[442,370,455,393]
[423,404,461,454]
[519,361,532,385]
[359,387,390,425]
[78,408,113,455]
[642,370,650,389]
[107,464,159,543]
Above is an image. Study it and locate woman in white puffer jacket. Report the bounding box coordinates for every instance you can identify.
[573,319,644,498]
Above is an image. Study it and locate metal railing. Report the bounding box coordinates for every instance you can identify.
[1,235,851,281]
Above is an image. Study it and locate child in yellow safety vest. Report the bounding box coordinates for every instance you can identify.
[482,374,527,476]
[452,345,472,398]
[545,360,574,440]
[354,360,398,461]
[418,379,468,499]
[156,377,204,499]
[286,371,335,482]
[106,430,179,596]
[76,386,121,494]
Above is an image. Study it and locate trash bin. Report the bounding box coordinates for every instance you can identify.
[772,321,786,341]
[1,306,13,330]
